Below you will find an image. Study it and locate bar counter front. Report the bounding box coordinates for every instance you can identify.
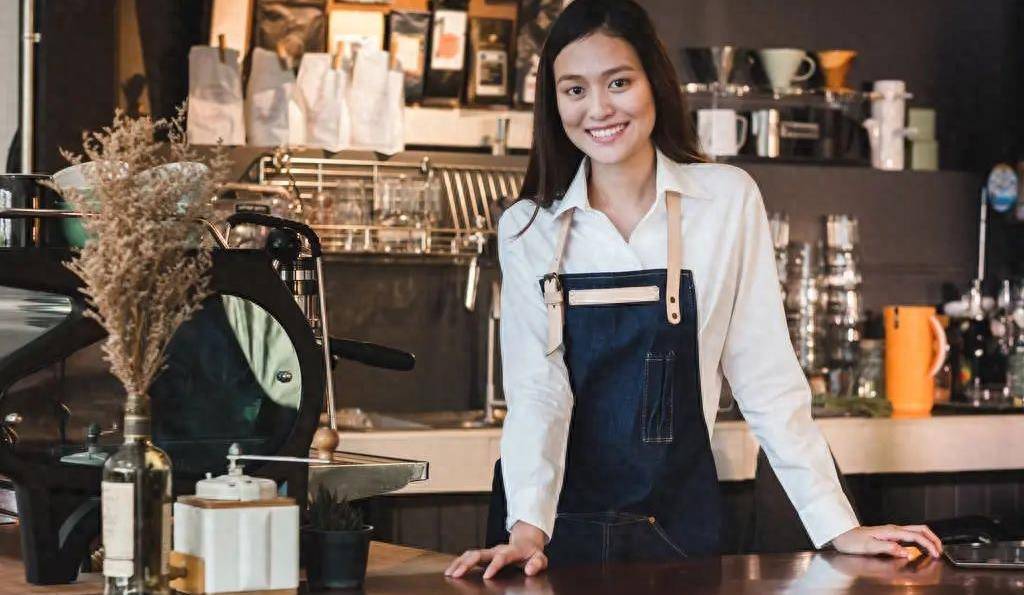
[2,526,1021,595]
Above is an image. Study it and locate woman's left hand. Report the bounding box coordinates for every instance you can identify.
[831,524,943,558]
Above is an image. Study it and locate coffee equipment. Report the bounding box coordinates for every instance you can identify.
[0,206,423,585]
[745,105,867,164]
[682,45,754,93]
[816,50,857,92]
[944,167,1020,402]
[171,445,300,594]
[750,108,817,158]
[755,48,816,93]
[0,175,63,248]
[863,80,915,170]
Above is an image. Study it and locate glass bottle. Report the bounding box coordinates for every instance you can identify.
[102,400,172,595]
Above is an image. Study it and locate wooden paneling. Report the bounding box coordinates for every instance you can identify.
[365,471,1024,555]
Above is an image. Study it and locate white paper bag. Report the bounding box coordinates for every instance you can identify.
[187,46,245,146]
[347,48,391,151]
[295,53,351,152]
[382,68,405,155]
[246,47,296,147]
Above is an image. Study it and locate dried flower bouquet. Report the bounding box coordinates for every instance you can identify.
[52,106,230,427]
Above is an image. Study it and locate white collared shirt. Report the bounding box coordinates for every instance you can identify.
[497,149,859,548]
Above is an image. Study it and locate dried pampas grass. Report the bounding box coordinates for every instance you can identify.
[54,105,230,412]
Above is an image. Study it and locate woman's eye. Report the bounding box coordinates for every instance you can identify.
[565,86,584,97]
[610,78,630,89]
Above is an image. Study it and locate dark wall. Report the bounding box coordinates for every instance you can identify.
[639,0,1024,172]
[746,163,981,309]
[324,262,498,414]
[34,0,118,173]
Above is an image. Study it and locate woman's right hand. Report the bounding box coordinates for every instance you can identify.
[444,521,549,579]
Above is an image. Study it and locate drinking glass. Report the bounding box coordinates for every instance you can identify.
[335,179,371,251]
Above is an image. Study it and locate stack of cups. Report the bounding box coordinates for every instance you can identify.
[822,214,864,391]
[783,242,826,375]
[768,212,790,291]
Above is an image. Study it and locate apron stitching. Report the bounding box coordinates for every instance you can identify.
[666,350,675,442]
[641,355,651,443]
[560,271,664,281]
[688,280,708,428]
[558,269,694,281]
[649,518,688,558]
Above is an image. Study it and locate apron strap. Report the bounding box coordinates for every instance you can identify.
[543,189,681,354]
[665,190,682,325]
[543,210,574,355]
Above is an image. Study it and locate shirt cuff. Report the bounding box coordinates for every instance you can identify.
[797,488,860,548]
[504,485,557,543]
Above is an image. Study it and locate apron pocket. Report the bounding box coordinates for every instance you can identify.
[641,351,675,444]
[548,512,687,566]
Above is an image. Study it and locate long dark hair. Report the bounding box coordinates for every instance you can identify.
[516,0,705,226]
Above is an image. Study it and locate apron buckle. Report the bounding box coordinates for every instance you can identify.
[542,272,562,292]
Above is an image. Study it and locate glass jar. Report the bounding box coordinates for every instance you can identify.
[848,338,884,399]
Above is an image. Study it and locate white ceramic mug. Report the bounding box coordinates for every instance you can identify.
[757,48,816,92]
[697,109,748,157]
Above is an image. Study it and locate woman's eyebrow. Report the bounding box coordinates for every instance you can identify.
[556,64,637,84]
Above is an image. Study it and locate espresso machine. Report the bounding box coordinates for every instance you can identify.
[0,182,423,585]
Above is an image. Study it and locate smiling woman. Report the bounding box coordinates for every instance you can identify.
[444,0,943,581]
[516,0,703,226]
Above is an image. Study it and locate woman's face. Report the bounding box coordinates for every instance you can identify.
[552,31,656,166]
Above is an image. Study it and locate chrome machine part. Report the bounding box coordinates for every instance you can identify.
[21,0,38,174]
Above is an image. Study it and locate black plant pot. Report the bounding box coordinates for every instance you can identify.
[302,525,374,590]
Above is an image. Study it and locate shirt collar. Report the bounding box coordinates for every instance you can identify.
[552,147,713,218]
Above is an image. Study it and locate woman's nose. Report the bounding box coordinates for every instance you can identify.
[586,90,615,120]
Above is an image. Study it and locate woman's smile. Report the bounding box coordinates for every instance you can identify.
[586,122,630,144]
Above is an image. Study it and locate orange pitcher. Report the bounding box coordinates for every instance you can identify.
[884,306,948,417]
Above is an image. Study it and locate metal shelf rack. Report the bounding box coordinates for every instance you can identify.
[256,152,525,262]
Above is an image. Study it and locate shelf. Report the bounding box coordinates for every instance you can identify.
[311,223,494,259]
[402,106,534,151]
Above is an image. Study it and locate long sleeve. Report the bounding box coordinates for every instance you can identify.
[720,180,859,548]
[496,207,574,541]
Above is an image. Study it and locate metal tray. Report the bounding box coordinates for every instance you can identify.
[944,541,1024,569]
[307,450,428,501]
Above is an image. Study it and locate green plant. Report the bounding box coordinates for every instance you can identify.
[308,486,365,532]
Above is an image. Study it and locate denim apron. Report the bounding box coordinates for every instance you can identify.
[487,191,724,565]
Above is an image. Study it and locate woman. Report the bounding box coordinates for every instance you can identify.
[446,0,942,578]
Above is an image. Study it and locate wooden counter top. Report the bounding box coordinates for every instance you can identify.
[2,524,1023,594]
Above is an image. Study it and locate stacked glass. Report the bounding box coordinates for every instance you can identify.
[783,242,826,375]
[822,214,864,392]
